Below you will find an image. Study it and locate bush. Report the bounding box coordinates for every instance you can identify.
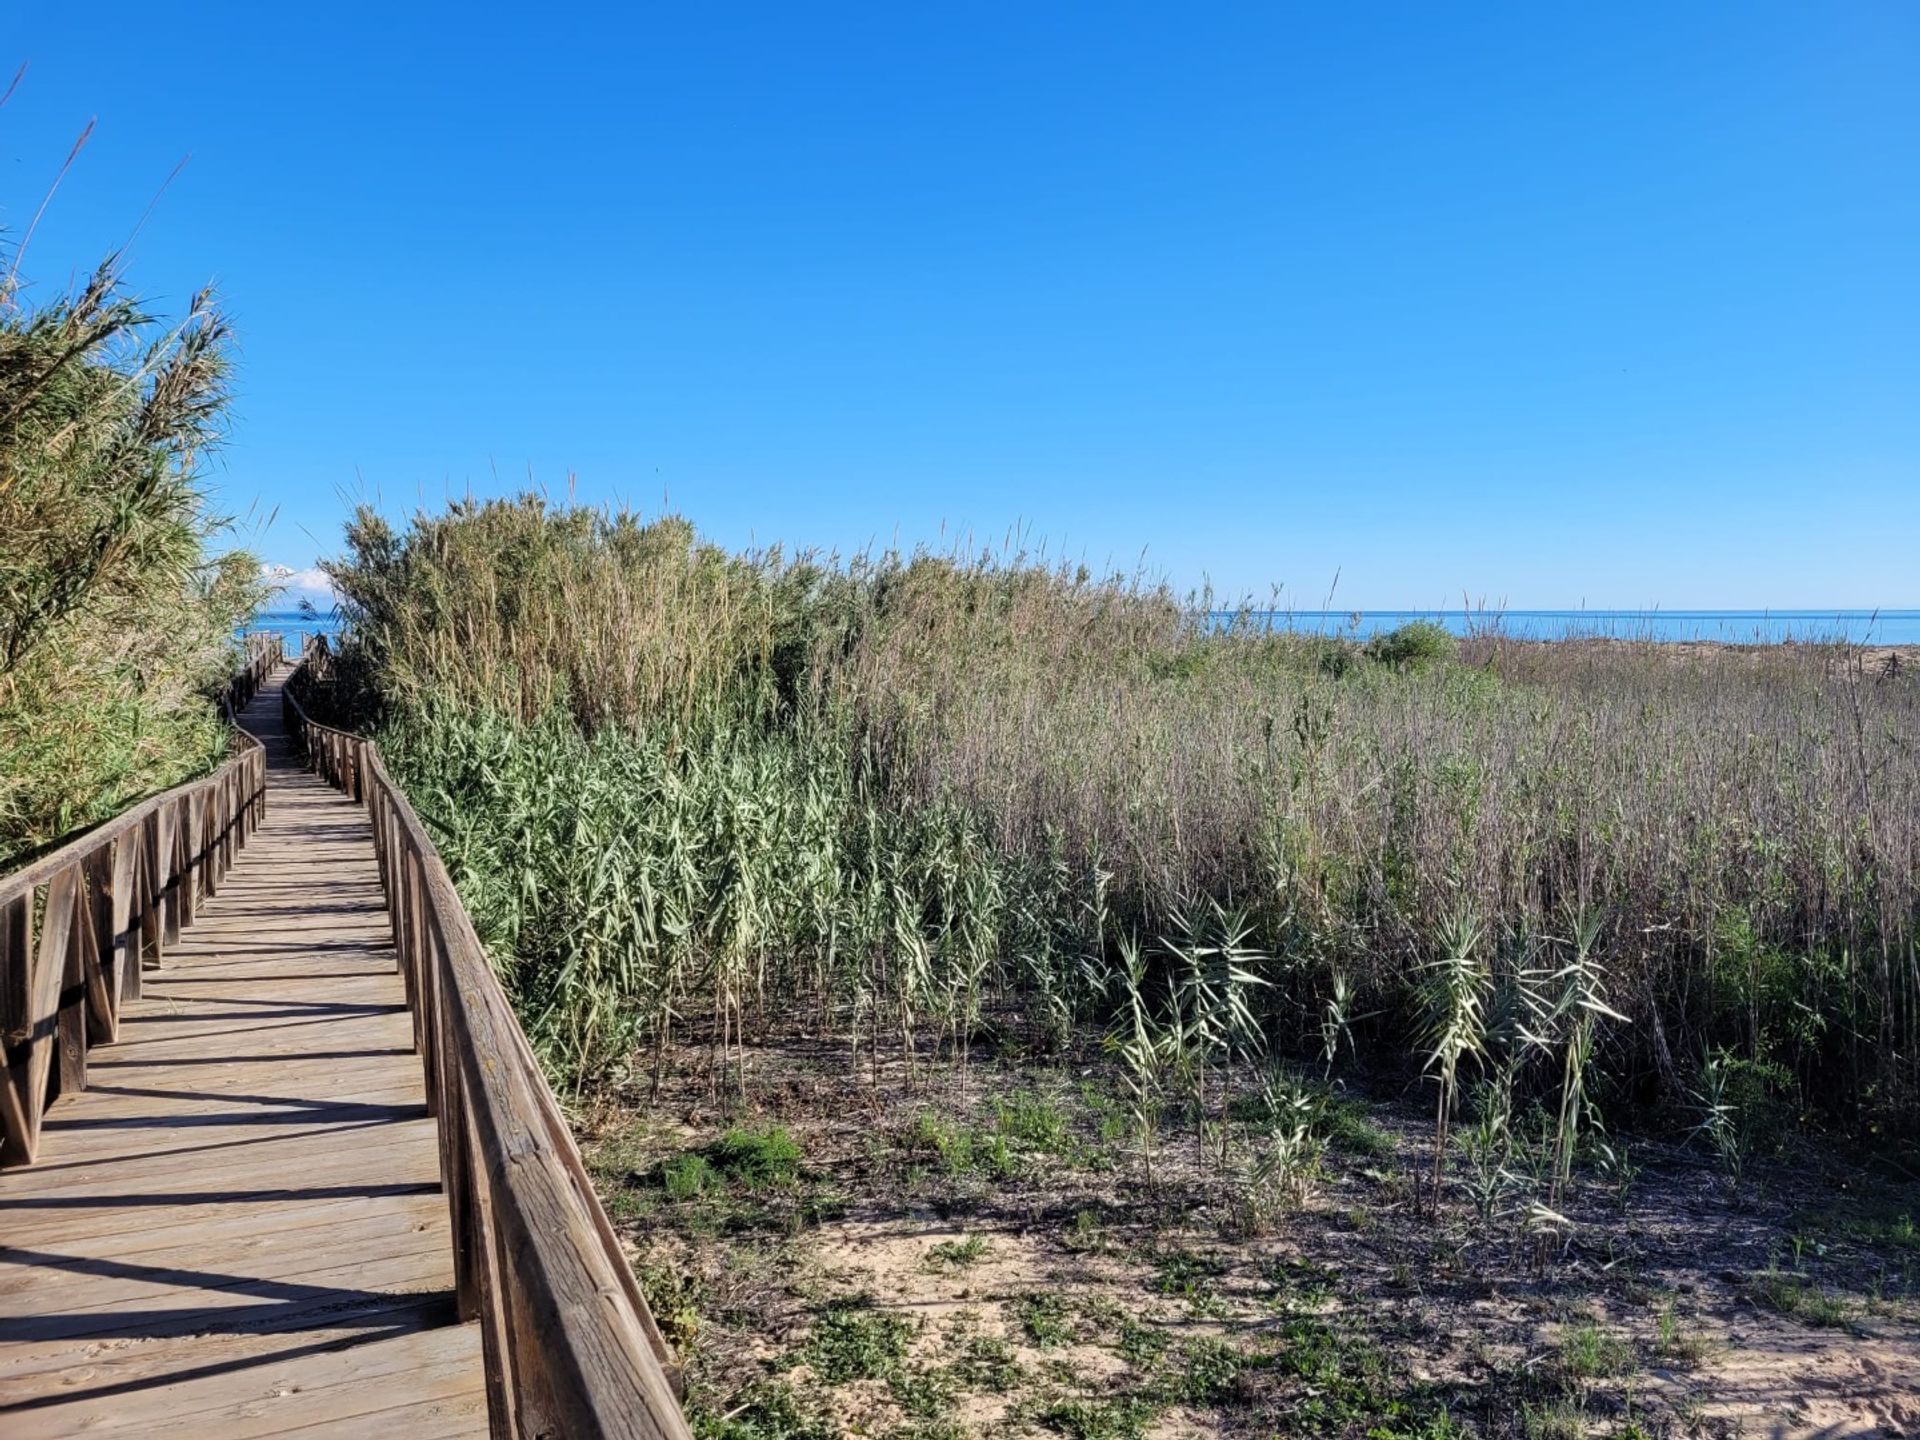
[1365,620,1458,668]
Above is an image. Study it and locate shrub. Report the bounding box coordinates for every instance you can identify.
[1365,620,1458,668]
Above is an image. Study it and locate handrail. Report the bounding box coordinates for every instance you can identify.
[282,655,692,1440]
[0,637,280,1166]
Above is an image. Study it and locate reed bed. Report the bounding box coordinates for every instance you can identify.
[0,241,261,868]
[325,497,1920,1150]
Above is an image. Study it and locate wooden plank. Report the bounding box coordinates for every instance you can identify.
[0,1293,453,1403]
[0,1111,443,1203]
[25,1081,439,1168]
[0,1188,449,1280]
[5,1322,486,1440]
[0,1215,458,1321]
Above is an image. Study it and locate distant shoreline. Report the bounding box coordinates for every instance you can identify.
[253,606,1920,652]
[1217,608,1920,646]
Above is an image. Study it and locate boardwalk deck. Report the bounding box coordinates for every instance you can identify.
[0,671,487,1437]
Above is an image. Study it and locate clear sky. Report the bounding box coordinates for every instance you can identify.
[5,3,1915,608]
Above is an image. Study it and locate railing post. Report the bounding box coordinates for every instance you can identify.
[82,846,117,1046]
[107,833,137,1016]
[180,792,202,926]
[0,893,31,1165]
[54,869,88,1102]
[139,810,165,972]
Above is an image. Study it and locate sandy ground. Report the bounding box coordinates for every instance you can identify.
[589,1041,1920,1439]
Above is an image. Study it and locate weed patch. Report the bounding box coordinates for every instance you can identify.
[802,1301,915,1382]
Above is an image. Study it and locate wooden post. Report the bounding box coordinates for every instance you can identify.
[54,872,88,1101]
[107,834,137,1012]
[159,802,182,947]
[469,1098,517,1440]
[4,867,82,1163]
[139,811,165,973]
[180,792,202,927]
[82,846,118,1045]
[0,893,33,1166]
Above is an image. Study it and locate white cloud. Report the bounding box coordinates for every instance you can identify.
[260,563,340,604]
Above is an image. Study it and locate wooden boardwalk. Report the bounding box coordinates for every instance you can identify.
[0,671,488,1436]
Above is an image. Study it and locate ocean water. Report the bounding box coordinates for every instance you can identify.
[1225,610,1920,645]
[252,607,1920,648]
[251,609,340,646]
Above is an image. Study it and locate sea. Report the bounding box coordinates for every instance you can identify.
[1224,610,1920,646]
[252,609,342,647]
[252,608,1920,648]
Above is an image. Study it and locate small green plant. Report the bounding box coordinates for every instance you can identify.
[1521,1401,1587,1440]
[1061,1207,1110,1253]
[1320,969,1356,1076]
[886,1419,968,1440]
[1321,1096,1396,1158]
[994,1091,1071,1151]
[711,1125,804,1188]
[887,1363,960,1418]
[1112,1314,1170,1368]
[925,1234,990,1270]
[1156,1335,1247,1405]
[909,1112,1016,1180]
[803,1300,915,1382]
[1420,908,1490,1210]
[1259,1254,1339,1307]
[1245,1071,1326,1226]
[689,1380,835,1440]
[1652,1299,1707,1367]
[1035,1397,1158,1440]
[1108,938,1170,1186]
[949,1334,1023,1389]
[1017,1291,1078,1348]
[1557,1323,1635,1382]
[1151,1249,1228,1307]
[663,1152,719,1200]
[1743,1271,1852,1328]
[1691,1048,1793,1184]
[638,1261,704,1351]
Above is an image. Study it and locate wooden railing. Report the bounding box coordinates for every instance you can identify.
[282,655,692,1440]
[0,638,281,1166]
[221,629,282,718]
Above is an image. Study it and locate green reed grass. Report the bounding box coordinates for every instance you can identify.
[0,232,261,867]
[327,496,1920,1142]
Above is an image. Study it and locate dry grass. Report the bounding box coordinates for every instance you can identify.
[325,496,1920,1147]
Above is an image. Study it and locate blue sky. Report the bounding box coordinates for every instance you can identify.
[5,3,1915,608]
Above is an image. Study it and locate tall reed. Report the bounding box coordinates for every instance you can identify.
[326,497,1920,1139]
[0,239,261,867]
